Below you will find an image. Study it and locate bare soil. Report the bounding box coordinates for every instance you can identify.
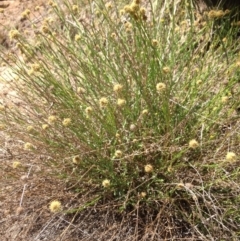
[0,0,52,50]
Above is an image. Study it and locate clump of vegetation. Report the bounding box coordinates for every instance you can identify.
[1,0,240,239]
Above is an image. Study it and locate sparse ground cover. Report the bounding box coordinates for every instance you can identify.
[0,0,240,240]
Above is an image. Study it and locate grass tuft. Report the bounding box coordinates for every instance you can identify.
[1,0,240,239]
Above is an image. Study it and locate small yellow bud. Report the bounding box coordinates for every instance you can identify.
[142,109,148,115]
[113,84,123,93]
[24,142,34,151]
[117,98,126,107]
[140,192,147,198]
[144,164,153,173]
[221,96,228,103]
[85,107,93,115]
[189,139,199,149]
[72,156,81,164]
[152,39,158,46]
[48,115,57,124]
[102,179,110,188]
[41,24,50,34]
[162,66,171,73]
[156,82,166,92]
[42,124,49,130]
[226,152,237,162]
[105,2,112,9]
[35,6,41,11]
[62,118,71,127]
[114,150,123,158]
[111,33,116,39]
[72,5,79,14]
[99,97,108,108]
[9,29,20,40]
[74,34,81,41]
[12,161,21,169]
[48,0,57,7]
[196,79,202,85]
[21,9,31,20]
[49,200,62,213]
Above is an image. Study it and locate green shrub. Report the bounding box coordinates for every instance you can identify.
[1,0,239,239]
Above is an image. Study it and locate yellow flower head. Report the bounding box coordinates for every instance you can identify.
[21,9,31,20]
[189,139,199,149]
[74,34,81,41]
[141,109,148,115]
[129,2,140,13]
[12,161,21,169]
[24,142,34,151]
[111,32,116,39]
[42,124,49,130]
[156,82,166,92]
[41,24,50,34]
[48,0,57,7]
[62,118,71,127]
[102,179,110,188]
[113,84,123,93]
[85,107,93,115]
[9,29,20,40]
[144,164,153,173]
[72,5,79,14]
[49,200,62,213]
[105,2,113,9]
[72,155,81,164]
[152,39,158,47]
[221,96,228,103]
[196,79,202,85]
[140,192,147,198]
[99,97,108,108]
[35,5,41,11]
[31,63,41,72]
[226,152,237,162]
[117,98,126,107]
[0,104,5,111]
[162,66,171,74]
[114,150,123,158]
[124,5,134,14]
[48,115,57,124]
